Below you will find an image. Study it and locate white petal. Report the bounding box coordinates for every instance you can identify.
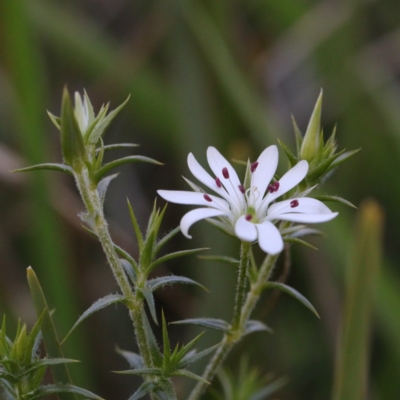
[157,190,230,211]
[251,145,278,207]
[181,208,228,238]
[271,211,338,224]
[267,197,333,218]
[234,215,258,242]
[187,153,232,202]
[261,160,309,208]
[206,147,244,212]
[256,221,284,255]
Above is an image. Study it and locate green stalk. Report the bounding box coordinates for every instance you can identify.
[188,242,271,400]
[74,166,155,376]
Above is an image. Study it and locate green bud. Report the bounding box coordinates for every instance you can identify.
[60,86,86,169]
[300,90,323,162]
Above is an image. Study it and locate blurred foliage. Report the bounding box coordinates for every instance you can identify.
[0,0,399,399]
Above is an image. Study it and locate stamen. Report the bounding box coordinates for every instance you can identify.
[250,162,259,173]
[290,199,299,208]
[222,167,229,179]
[215,177,222,188]
[267,181,280,193]
[238,185,245,194]
[245,214,253,221]
[204,194,213,202]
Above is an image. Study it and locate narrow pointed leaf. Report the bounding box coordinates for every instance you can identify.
[97,174,118,206]
[250,377,288,400]
[162,313,171,371]
[62,294,125,343]
[149,248,209,273]
[277,139,298,167]
[141,288,158,325]
[142,313,163,367]
[88,96,130,145]
[173,369,210,384]
[101,143,139,151]
[60,87,86,168]
[328,149,361,170]
[197,255,239,266]
[178,343,219,369]
[94,155,162,183]
[127,199,144,254]
[24,310,45,365]
[115,368,162,376]
[24,384,104,400]
[263,282,319,318]
[47,110,61,130]
[26,267,77,400]
[13,163,74,175]
[314,195,357,209]
[154,227,180,254]
[147,276,206,292]
[171,318,230,332]
[291,115,303,154]
[115,347,143,369]
[18,359,79,377]
[244,320,273,336]
[120,259,136,284]
[284,237,318,250]
[127,381,157,400]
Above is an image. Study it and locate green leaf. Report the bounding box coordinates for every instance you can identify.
[13,163,74,175]
[23,310,45,366]
[47,110,61,130]
[172,369,210,384]
[277,139,298,167]
[94,155,162,183]
[313,195,357,209]
[87,95,130,145]
[141,287,158,325]
[115,368,162,376]
[249,377,288,400]
[244,320,273,336]
[97,174,118,206]
[162,313,171,372]
[147,276,206,292]
[26,267,77,400]
[284,237,318,250]
[62,294,125,343]
[24,384,104,400]
[171,318,230,333]
[18,358,79,378]
[197,255,239,266]
[149,248,209,273]
[127,199,144,254]
[127,381,157,400]
[142,313,163,367]
[60,87,86,168]
[291,115,303,155]
[154,227,180,254]
[101,143,139,151]
[120,259,136,284]
[263,282,319,318]
[115,347,143,369]
[178,343,219,369]
[328,148,361,170]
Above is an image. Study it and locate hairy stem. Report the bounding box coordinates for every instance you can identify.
[74,167,154,372]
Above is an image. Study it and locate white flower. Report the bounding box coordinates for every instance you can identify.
[158,145,338,255]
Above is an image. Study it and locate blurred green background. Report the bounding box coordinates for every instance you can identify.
[0,0,399,399]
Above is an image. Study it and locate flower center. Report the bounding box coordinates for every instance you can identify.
[290,199,299,208]
[245,206,257,222]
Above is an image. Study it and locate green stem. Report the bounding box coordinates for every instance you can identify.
[189,245,280,400]
[74,167,154,371]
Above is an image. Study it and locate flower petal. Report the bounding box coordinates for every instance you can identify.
[251,145,278,207]
[181,208,228,238]
[267,197,334,219]
[261,160,309,210]
[234,215,258,243]
[206,147,244,212]
[256,221,284,255]
[187,153,232,202]
[271,211,338,224]
[157,190,230,211]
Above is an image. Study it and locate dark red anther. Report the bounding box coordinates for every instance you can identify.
[204,194,213,202]
[273,181,280,191]
[222,167,229,179]
[238,185,245,194]
[290,199,299,208]
[267,181,280,193]
[245,214,253,221]
[250,161,259,173]
[215,177,222,188]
